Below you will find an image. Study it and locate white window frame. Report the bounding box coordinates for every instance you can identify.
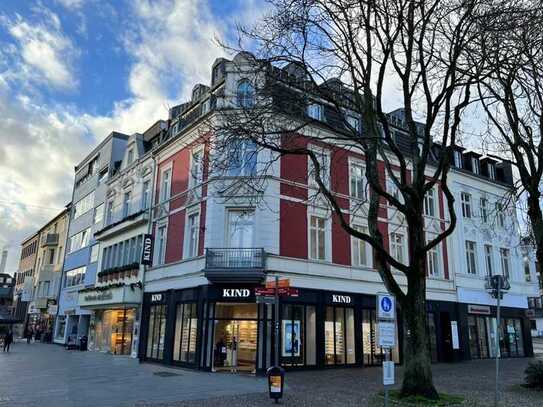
[127,148,134,166]
[90,244,100,263]
[307,145,330,189]
[189,148,204,188]
[465,240,477,275]
[308,214,328,261]
[93,203,104,225]
[349,161,366,200]
[122,190,132,218]
[155,223,168,266]
[160,167,172,203]
[496,202,505,228]
[500,247,510,278]
[184,209,200,259]
[307,103,322,120]
[484,244,493,277]
[453,151,463,168]
[488,163,496,180]
[426,237,442,278]
[390,232,406,264]
[351,224,372,268]
[105,200,114,225]
[461,192,472,219]
[472,157,480,175]
[480,198,488,223]
[142,179,151,210]
[424,188,436,217]
[346,115,360,133]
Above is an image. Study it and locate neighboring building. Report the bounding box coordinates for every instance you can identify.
[528,260,543,336]
[136,53,538,373]
[80,122,165,356]
[12,233,39,336]
[54,132,129,345]
[0,273,15,329]
[26,207,70,341]
[0,249,8,274]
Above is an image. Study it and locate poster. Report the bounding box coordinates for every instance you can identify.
[450,321,460,350]
[282,320,301,357]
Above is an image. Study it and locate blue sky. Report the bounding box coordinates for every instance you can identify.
[0,0,263,274]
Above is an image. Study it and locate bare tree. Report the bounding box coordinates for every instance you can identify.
[474,2,543,276]
[206,0,482,399]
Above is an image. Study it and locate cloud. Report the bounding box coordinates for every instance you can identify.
[55,0,85,10]
[1,9,79,90]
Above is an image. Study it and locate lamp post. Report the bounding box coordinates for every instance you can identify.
[485,274,510,407]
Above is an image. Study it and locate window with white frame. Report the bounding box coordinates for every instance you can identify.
[426,238,441,277]
[155,225,167,266]
[480,198,488,223]
[472,157,480,174]
[227,209,255,248]
[184,211,199,258]
[484,244,493,276]
[73,191,95,220]
[106,201,114,225]
[488,163,496,180]
[308,147,329,189]
[465,240,477,274]
[500,248,510,278]
[307,103,323,120]
[352,225,371,267]
[68,227,91,254]
[461,192,472,218]
[127,149,134,165]
[424,188,436,217]
[524,257,531,282]
[346,115,360,133]
[237,80,255,108]
[453,151,463,168]
[123,191,131,218]
[390,232,405,264]
[227,140,257,177]
[161,169,172,203]
[90,244,100,263]
[65,266,86,288]
[496,202,505,227]
[142,180,151,210]
[349,163,365,200]
[190,149,203,187]
[93,203,104,225]
[386,176,403,204]
[309,215,327,260]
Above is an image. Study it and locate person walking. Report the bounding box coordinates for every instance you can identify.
[26,327,32,344]
[3,331,13,352]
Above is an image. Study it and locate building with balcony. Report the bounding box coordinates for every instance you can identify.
[54,131,129,345]
[25,206,70,341]
[135,53,538,373]
[79,123,165,356]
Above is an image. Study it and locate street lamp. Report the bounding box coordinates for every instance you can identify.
[485,274,510,407]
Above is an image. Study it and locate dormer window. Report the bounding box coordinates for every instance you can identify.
[346,115,360,133]
[472,157,480,175]
[127,149,134,165]
[307,103,323,121]
[488,163,496,180]
[237,80,254,108]
[453,151,462,168]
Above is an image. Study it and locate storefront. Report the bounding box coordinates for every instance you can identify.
[78,283,142,356]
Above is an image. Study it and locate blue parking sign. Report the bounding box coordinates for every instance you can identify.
[377,293,395,320]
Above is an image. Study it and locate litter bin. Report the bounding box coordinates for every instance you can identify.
[266,366,285,403]
[79,335,88,351]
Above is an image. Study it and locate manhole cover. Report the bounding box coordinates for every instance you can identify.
[154,371,182,377]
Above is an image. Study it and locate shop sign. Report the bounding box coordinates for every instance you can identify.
[377,321,396,348]
[151,293,164,303]
[377,293,396,320]
[84,291,113,302]
[331,294,352,304]
[468,304,491,315]
[383,361,395,385]
[450,321,460,350]
[222,288,251,298]
[141,234,154,266]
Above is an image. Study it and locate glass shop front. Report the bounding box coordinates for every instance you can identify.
[91,308,137,355]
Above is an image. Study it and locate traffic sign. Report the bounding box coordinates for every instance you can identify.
[377,293,396,320]
[266,279,290,289]
[377,321,396,348]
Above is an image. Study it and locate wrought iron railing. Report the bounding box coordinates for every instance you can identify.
[205,248,266,269]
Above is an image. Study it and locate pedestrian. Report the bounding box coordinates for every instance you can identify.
[3,331,13,352]
[26,327,32,344]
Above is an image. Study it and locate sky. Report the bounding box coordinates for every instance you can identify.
[0,0,264,275]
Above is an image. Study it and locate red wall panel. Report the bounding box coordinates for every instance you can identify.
[332,213,350,265]
[280,200,307,259]
[165,210,184,264]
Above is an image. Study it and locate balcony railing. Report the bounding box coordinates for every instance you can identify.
[205,248,266,269]
[41,233,59,247]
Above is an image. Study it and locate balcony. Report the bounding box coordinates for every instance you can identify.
[41,233,59,247]
[204,248,266,283]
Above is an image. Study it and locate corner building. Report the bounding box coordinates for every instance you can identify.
[139,53,538,372]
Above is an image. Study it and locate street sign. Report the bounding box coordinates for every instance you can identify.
[377,293,396,320]
[378,321,396,348]
[256,296,276,304]
[383,361,395,385]
[266,279,290,289]
[255,287,299,297]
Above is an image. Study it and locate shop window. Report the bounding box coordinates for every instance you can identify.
[146,304,167,360]
[56,316,66,340]
[325,306,355,365]
[173,303,198,364]
[361,309,399,365]
[280,304,316,367]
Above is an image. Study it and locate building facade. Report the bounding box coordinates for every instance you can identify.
[26,207,70,341]
[136,53,539,373]
[54,132,129,345]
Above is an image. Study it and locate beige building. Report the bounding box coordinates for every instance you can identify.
[27,206,71,339]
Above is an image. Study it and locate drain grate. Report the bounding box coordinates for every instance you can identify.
[153,371,182,377]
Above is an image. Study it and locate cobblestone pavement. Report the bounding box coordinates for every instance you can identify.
[2,341,543,406]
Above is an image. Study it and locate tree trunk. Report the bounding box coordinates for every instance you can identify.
[527,192,543,273]
[400,272,438,399]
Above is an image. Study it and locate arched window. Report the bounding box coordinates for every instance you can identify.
[237,80,254,108]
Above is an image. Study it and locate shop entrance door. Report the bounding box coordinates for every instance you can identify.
[213,320,257,373]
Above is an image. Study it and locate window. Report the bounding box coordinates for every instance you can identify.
[349,163,365,200]
[524,257,532,282]
[281,304,317,367]
[424,189,436,217]
[454,151,463,168]
[307,103,323,120]
[426,236,441,277]
[146,304,167,360]
[90,244,99,263]
[184,212,199,258]
[65,266,86,287]
[142,181,151,210]
[98,168,108,183]
[106,201,113,225]
[189,149,203,187]
[324,306,355,365]
[68,227,91,253]
[390,232,405,263]
[461,192,472,218]
[465,241,477,274]
[227,209,255,248]
[308,147,329,188]
[93,203,104,225]
[161,169,171,203]
[488,163,496,180]
[155,225,167,266]
[480,198,488,223]
[237,80,254,108]
[127,149,134,165]
[227,140,257,177]
[472,158,480,175]
[496,203,505,227]
[123,191,131,218]
[484,245,493,276]
[309,215,327,260]
[57,246,63,264]
[500,248,510,278]
[47,249,55,265]
[73,192,95,220]
[352,225,370,267]
[346,115,360,133]
[173,303,198,363]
